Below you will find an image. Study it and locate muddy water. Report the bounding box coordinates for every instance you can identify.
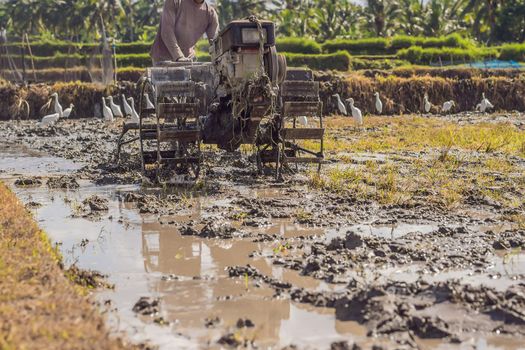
[0,147,373,349]
[1,141,524,349]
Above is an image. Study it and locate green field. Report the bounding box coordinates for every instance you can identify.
[2,34,523,83]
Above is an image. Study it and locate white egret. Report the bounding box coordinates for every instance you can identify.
[297,116,308,127]
[63,104,74,118]
[442,100,455,113]
[102,97,114,122]
[424,93,431,113]
[127,97,140,123]
[144,93,155,110]
[374,92,383,114]
[346,98,363,126]
[108,96,124,118]
[50,92,63,118]
[332,93,347,116]
[38,113,59,127]
[479,93,494,113]
[122,94,133,116]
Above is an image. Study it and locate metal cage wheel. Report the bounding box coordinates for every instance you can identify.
[138,77,153,172]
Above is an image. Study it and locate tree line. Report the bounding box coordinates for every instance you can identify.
[0,0,524,44]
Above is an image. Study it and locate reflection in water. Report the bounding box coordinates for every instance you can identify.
[140,221,365,347]
[142,222,291,344]
[265,220,325,239]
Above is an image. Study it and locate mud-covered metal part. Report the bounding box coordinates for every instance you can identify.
[119,18,324,182]
[206,17,281,152]
[256,68,324,177]
[138,65,209,183]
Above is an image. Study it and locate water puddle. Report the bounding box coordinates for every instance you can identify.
[13,183,369,348]
[0,144,81,176]
[260,219,325,239]
[419,335,525,350]
[373,248,525,292]
[325,222,440,241]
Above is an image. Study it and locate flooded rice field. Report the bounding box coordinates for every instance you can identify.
[1,114,524,349]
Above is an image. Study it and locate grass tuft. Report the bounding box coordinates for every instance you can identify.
[308,116,525,209]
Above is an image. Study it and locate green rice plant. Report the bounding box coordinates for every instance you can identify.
[322,38,389,55]
[5,39,206,58]
[295,208,313,222]
[323,34,474,56]
[499,42,525,61]
[283,51,351,71]
[4,40,155,56]
[276,37,322,54]
[3,40,89,56]
[116,42,153,54]
[116,52,210,68]
[195,39,210,53]
[397,46,424,63]
[389,35,416,51]
[397,46,497,64]
[3,34,478,62]
[420,34,472,49]
[350,58,408,70]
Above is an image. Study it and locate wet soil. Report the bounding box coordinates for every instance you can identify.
[0,114,524,349]
[0,180,134,350]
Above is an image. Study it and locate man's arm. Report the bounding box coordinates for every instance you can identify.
[206,9,219,43]
[160,0,184,60]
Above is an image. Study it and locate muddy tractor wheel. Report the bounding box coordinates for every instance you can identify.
[155,139,201,183]
[138,77,157,182]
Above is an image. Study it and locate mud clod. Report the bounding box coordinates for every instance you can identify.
[14,177,42,187]
[181,221,247,239]
[330,341,361,350]
[82,195,109,211]
[236,318,255,328]
[205,317,221,328]
[217,333,241,347]
[492,230,525,249]
[46,175,80,189]
[200,222,236,238]
[25,201,42,209]
[153,317,168,326]
[344,231,364,250]
[65,265,112,289]
[132,297,160,316]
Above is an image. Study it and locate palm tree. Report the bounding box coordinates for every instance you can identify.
[461,0,501,43]
[365,0,401,37]
[424,0,466,36]
[4,0,43,35]
[494,0,525,42]
[275,7,317,37]
[311,0,364,40]
[215,0,268,27]
[396,0,426,36]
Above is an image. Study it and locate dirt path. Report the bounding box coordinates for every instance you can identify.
[0,181,137,350]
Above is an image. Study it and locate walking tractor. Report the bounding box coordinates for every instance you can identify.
[119,17,325,182]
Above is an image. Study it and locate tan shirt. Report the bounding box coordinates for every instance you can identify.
[151,0,219,63]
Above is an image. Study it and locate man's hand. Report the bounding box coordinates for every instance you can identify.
[177,56,192,62]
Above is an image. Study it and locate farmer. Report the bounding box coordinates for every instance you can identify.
[151,0,219,65]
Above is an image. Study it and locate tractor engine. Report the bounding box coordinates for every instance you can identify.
[211,19,286,88]
[202,18,287,151]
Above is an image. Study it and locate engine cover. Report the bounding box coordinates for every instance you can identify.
[213,19,276,57]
